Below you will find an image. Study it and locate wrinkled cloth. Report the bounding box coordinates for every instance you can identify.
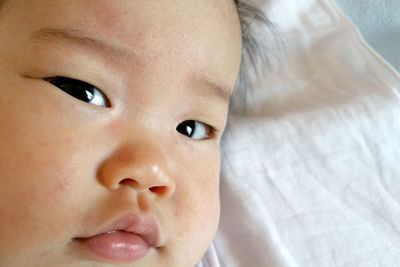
[198,0,400,266]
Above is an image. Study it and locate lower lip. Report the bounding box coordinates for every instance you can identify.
[78,230,150,262]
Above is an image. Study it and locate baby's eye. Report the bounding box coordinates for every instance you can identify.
[176,120,214,140]
[44,76,111,107]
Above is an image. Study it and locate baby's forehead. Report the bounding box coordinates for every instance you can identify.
[28,0,240,85]
[0,1,242,107]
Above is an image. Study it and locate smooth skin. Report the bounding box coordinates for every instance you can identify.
[0,0,242,266]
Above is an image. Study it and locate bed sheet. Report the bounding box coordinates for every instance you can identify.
[198,0,400,266]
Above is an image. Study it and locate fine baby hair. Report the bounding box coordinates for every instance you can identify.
[233,0,277,112]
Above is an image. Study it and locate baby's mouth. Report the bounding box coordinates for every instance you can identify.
[74,213,160,263]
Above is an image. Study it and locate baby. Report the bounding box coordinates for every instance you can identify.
[0,0,267,266]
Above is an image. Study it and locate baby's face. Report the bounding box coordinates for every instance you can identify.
[0,0,241,266]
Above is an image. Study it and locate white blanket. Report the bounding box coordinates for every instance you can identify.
[198,0,400,266]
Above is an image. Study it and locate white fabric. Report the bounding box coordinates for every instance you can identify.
[196,243,221,267]
[198,0,400,266]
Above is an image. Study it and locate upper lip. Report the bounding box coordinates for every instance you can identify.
[79,213,161,247]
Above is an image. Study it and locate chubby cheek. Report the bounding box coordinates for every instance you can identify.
[171,153,221,265]
[0,89,90,255]
[0,131,78,236]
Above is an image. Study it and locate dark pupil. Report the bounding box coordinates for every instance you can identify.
[176,120,195,137]
[50,77,95,102]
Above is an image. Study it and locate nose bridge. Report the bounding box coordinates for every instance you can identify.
[97,139,175,199]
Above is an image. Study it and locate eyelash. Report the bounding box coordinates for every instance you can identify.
[44,76,216,141]
[44,76,111,107]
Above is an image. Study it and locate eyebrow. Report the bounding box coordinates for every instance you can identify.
[29,27,232,104]
[30,27,137,63]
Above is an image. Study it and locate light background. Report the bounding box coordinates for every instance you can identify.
[335,0,400,72]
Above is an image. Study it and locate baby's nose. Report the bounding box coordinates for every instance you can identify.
[97,142,175,200]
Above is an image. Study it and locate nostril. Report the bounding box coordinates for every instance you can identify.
[119,179,168,196]
[149,186,167,195]
[119,178,138,188]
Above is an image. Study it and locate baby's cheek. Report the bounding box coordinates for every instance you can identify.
[2,122,82,211]
[174,186,220,266]
[0,144,80,257]
[10,140,78,209]
[172,160,221,258]
[175,160,220,220]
